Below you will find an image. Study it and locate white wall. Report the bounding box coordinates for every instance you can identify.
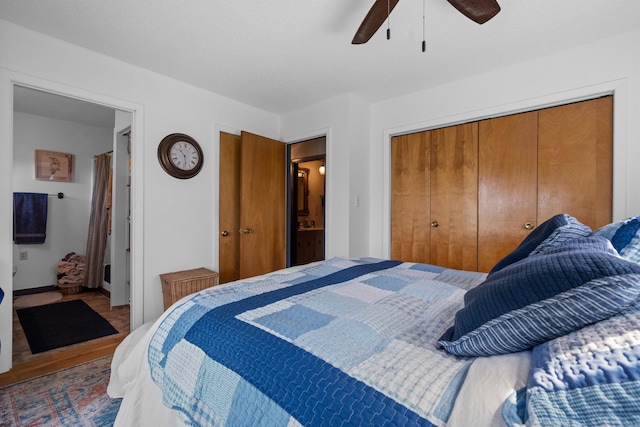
[12,112,113,290]
[281,93,371,259]
[368,28,640,259]
[0,19,279,373]
[347,95,371,258]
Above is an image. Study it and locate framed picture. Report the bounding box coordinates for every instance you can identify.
[35,149,75,182]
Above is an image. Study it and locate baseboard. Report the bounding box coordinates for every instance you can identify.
[0,334,124,387]
[14,286,109,298]
[13,285,58,297]
[97,286,110,298]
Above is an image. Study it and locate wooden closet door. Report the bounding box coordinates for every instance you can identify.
[478,112,538,272]
[239,131,286,279]
[390,132,431,263]
[219,132,241,283]
[430,123,479,271]
[538,96,613,229]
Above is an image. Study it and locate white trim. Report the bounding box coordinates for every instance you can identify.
[0,70,145,373]
[380,79,628,259]
[284,127,332,258]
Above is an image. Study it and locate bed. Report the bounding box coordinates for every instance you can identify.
[108,214,640,426]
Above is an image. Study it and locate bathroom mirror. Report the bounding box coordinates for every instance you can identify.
[297,168,309,216]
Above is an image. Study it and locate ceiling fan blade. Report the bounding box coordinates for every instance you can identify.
[352,0,401,45]
[446,0,500,24]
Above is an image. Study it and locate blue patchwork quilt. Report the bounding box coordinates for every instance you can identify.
[148,257,486,426]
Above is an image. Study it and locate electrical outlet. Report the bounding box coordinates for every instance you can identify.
[19,251,28,260]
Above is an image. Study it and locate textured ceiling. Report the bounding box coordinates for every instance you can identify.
[2,0,640,115]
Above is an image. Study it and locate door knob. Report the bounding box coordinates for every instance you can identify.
[431,221,439,228]
[524,222,534,230]
[241,228,253,234]
[221,230,229,237]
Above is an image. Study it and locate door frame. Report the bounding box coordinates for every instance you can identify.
[0,70,145,373]
[285,131,329,266]
[110,126,132,306]
[288,152,327,266]
[283,126,332,260]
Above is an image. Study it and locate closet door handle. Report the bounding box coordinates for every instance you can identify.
[240,228,253,234]
[431,221,439,228]
[524,222,535,230]
[221,230,229,237]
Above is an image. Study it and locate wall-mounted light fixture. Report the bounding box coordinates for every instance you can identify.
[319,164,325,175]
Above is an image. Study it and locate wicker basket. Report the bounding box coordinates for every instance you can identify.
[160,267,219,310]
[59,283,83,295]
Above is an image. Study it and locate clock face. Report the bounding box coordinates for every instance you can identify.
[170,140,200,171]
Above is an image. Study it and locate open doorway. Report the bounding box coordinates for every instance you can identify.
[11,86,131,365]
[289,137,326,266]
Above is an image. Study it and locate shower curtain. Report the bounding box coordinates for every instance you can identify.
[84,152,111,288]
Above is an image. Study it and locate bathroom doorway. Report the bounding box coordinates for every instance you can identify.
[11,85,132,364]
[289,137,326,266]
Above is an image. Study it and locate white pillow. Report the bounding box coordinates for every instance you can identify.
[447,351,532,427]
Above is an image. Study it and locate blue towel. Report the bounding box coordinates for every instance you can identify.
[13,192,48,244]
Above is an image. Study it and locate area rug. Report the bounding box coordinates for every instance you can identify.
[17,300,118,354]
[0,356,121,426]
[13,291,62,308]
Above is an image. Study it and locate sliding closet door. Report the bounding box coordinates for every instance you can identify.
[239,131,286,279]
[478,112,538,272]
[219,132,242,284]
[538,96,613,229]
[430,123,478,271]
[390,132,431,263]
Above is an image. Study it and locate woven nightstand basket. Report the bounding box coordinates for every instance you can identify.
[160,267,219,310]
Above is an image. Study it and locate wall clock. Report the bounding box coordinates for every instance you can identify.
[157,133,203,179]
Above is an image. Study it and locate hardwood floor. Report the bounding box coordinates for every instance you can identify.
[0,289,130,387]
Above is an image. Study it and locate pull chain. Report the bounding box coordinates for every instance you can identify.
[422,0,426,52]
[387,0,391,39]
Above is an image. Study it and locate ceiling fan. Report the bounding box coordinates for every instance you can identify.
[352,0,501,44]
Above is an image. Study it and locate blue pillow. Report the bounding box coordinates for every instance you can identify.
[592,215,640,264]
[488,214,592,275]
[437,236,640,357]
